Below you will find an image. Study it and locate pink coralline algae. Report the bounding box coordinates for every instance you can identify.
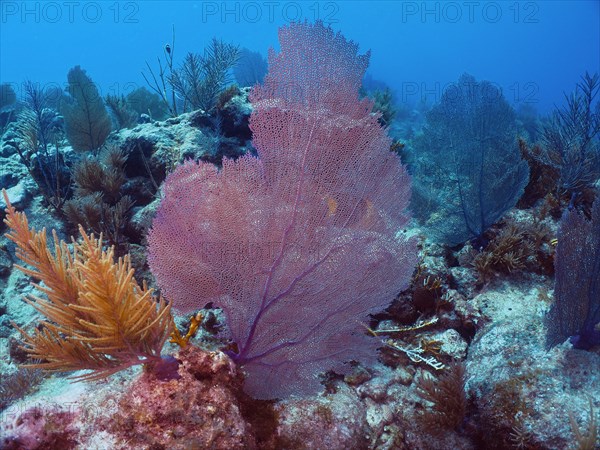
[148,21,417,399]
[100,346,256,450]
[1,407,78,450]
[0,348,258,450]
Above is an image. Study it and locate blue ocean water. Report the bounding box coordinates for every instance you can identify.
[1,1,598,113]
[1,2,600,449]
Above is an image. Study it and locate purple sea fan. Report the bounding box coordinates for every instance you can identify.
[147,21,417,399]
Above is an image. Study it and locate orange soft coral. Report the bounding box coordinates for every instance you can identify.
[3,190,174,380]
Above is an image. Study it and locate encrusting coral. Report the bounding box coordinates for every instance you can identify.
[2,190,174,380]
